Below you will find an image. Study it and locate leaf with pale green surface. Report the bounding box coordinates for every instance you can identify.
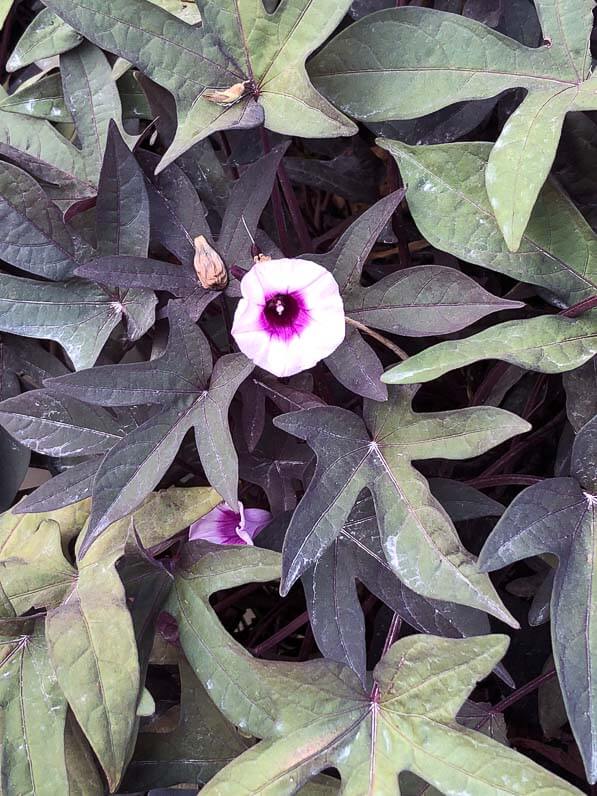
[382,312,597,385]
[0,518,75,614]
[34,486,219,790]
[122,658,249,791]
[167,543,581,795]
[263,490,507,682]
[0,621,71,796]
[44,0,356,172]
[379,140,597,308]
[273,384,529,623]
[310,0,596,249]
[480,417,597,783]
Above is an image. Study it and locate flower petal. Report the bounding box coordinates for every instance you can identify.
[243,508,273,540]
[189,504,243,545]
[232,258,345,378]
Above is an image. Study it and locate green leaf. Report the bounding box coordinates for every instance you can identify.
[382,312,597,384]
[167,544,581,794]
[379,140,597,307]
[274,385,528,624]
[0,499,91,559]
[45,541,140,791]
[6,8,83,72]
[0,72,70,122]
[485,88,577,251]
[479,471,597,783]
[122,658,249,791]
[0,621,70,796]
[44,0,356,171]
[0,273,152,370]
[310,1,596,248]
[0,518,76,613]
[60,42,136,185]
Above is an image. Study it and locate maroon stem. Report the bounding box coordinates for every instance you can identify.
[259,127,290,255]
[466,474,545,489]
[277,160,313,253]
[479,409,565,479]
[560,295,597,318]
[475,668,557,731]
[471,362,512,406]
[386,157,411,268]
[251,610,309,656]
[370,613,402,700]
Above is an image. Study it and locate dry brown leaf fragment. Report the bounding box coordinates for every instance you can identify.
[202,81,251,106]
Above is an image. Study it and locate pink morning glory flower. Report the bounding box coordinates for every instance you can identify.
[231,258,345,378]
[188,502,272,546]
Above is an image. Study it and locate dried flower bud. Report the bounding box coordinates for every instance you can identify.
[203,81,250,106]
[193,236,228,290]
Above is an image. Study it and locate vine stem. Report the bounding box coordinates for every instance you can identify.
[259,127,290,255]
[474,668,557,731]
[345,316,409,360]
[370,612,402,701]
[251,610,309,656]
[560,295,597,317]
[466,474,545,489]
[276,160,313,252]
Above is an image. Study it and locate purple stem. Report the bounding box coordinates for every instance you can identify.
[251,610,309,656]
[259,127,290,255]
[277,160,313,253]
[474,668,557,730]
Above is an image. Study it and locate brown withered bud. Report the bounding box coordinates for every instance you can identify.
[202,81,250,106]
[193,236,228,290]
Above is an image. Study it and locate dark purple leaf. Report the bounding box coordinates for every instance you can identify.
[0,161,79,280]
[96,121,150,258]
[218,144,289,269]
[344,265,524,336]
[325,325,387,402]
[137,149,211,265]
[15,457,101,514]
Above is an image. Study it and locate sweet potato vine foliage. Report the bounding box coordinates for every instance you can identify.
[0,0,595,794]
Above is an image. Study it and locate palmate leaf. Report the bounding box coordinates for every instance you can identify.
[383,312,597,385]
[0,487,220,791]
[263,490,505,682]
[479,416,597,783]
[0,272,152,371]
[122,658,249,791]
[310,0,596,250]
[379,140,597,308]
[0,41,135,200]
[0,620,71,796]
[309,191,523,400]
[6,1,201,73]
[45,303,252,553]
[167,544,581,795]
[273,384,529,624]
[44,0,356,172]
